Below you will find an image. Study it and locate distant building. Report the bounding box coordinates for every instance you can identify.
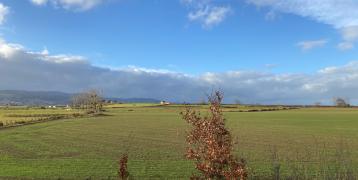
[65,105,72,110]
[160,101,170,105]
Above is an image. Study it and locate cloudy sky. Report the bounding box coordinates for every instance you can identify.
[0,0,358,104]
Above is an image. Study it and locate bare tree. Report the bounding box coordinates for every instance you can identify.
[235,99,242,105]
[71,90,103,114]
[314,102,321,107]
[181,91,247,179]
[333,97,350,107]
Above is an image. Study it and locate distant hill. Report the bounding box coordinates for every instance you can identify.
[0,90,72,105]
[0,90,160,105]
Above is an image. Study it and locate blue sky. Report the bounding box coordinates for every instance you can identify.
[1,0,356,74]
[1,0,358,104]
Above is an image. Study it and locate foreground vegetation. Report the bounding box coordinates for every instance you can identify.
[0,104,357,179]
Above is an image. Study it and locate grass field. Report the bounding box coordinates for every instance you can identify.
[0,107,85,127]
[0,105,357,179]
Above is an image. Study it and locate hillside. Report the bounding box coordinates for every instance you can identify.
[0,90,160,105]
[0,90,72,105]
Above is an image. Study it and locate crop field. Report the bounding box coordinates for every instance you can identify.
[0,107,85,127]
[0,105,357,179]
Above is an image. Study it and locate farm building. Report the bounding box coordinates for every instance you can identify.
[160,101,170,105]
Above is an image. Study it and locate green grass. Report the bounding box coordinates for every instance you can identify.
[105,103,161,108]
[0,106,357,179]
[0,107,84,126]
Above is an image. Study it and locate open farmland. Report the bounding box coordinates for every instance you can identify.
[0,107,85,127]
[0,105,357,179]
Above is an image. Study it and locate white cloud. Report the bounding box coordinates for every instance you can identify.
[338,26,358,50]
[30,0,48,6]
[0,3,9,25]
[247,0,358,50]
[247,0,358,28]
[338,42,354,51]
[41,47,49,55]
[188,6,231,28]
[1,38,358,105]
[265,10,277,21]
[341,26,358,41]
[297,39,327,51]
[29,0,106,11]
[0,39,24,58]
[265,64,278,69]
[183,0,232,28]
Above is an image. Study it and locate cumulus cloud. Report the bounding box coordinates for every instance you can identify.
[247,0,358,50]
[183,0,232,28]
[297,39,327,51]
[30,0,106,11]
[0,3,9,25]
[1,38,358,105]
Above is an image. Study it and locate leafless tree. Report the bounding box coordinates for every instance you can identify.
[314,102,321,107]
[235,99,242,105]
[333,97,350,107]
[71,90,103,113]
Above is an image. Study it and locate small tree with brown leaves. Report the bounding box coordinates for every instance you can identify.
[119,154,129,180]
[181,91,247,180]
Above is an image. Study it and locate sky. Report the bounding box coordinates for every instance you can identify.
[0,0,358,104]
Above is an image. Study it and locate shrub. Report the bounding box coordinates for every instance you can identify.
[119,154,129,180]
[181,91,248,179]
